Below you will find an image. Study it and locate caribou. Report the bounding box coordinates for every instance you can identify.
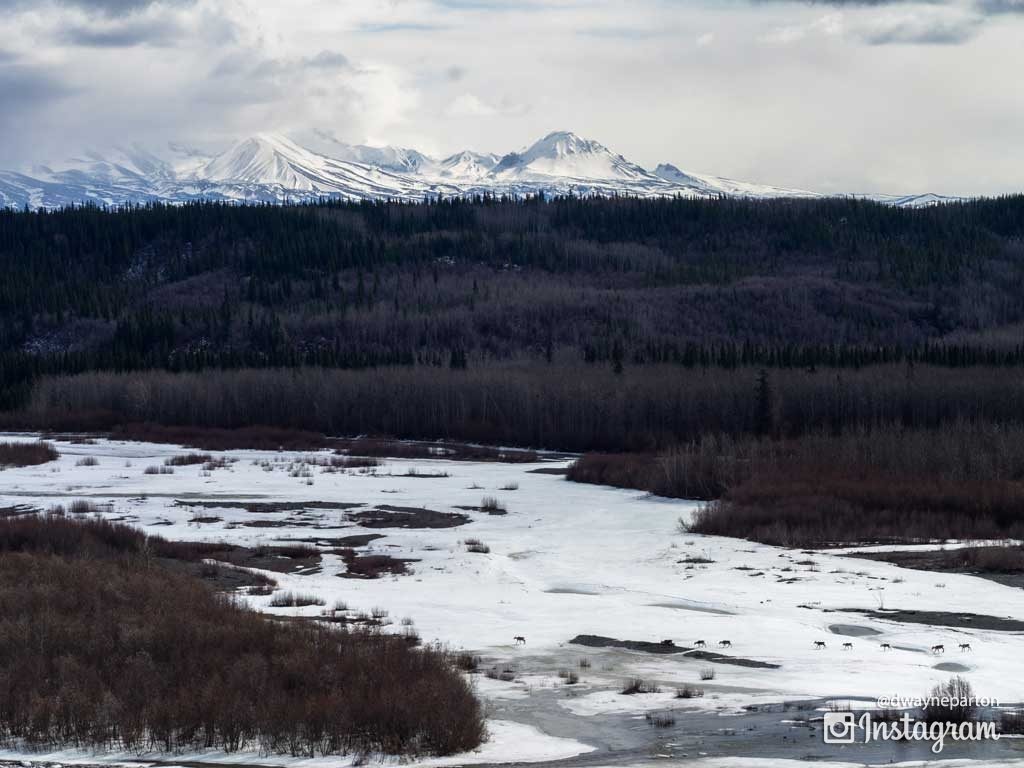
[814,641,827,650]
[931,644,945,654]
[718,640,733,648]
[880,643,892,651]
[514,636,526,646]
[959,643,973,652]
[842,642,854,651]
[694,640,707,648]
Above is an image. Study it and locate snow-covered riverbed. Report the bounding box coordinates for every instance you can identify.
[2,434,1024,768]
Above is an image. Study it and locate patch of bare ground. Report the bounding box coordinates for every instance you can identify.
[155,540,321,576]
[569,634,780,668]
[351,505,470,529]
[335,548,417,579]
[176,500,364,514]
[846,546,1024,589]
[111,423,333,451]
[841,609,1024,632]
[0,505,39,519]
[335,437,539,463]
[240,519,303,528]
[283,533,385,547]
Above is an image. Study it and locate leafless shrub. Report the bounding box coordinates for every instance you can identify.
[0,515,485,757]
[645,712,676,728]
[268,591,326,608]
[480,497,507,515]
[454,652,481,672]
[0,441,59,469]
[621,678,659,695]
[924,677,978,725]
[165,453,213,466]
[557,669,580,684]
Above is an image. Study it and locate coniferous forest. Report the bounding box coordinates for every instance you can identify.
[3,194,1024,450]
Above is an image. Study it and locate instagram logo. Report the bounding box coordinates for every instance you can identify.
[823,712,857,744]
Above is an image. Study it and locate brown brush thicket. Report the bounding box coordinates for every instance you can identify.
[0,441,58,468]
[17,364,1024,453]
[0,515,485,758]
[678,423,1024,546]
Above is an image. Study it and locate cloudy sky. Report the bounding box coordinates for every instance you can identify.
[1,0,1022,195]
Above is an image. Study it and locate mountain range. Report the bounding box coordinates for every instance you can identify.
[0,131,961,210]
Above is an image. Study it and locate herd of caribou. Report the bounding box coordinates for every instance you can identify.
[516,637,975,653]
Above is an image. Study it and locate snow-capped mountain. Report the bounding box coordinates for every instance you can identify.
[436,150,501,182]
[491,131,657,183]
[0,130,965,210]
[191,134,458,201]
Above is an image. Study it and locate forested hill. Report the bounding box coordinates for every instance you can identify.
[2,194,1024,407]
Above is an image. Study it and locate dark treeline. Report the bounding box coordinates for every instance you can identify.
[4,195,1024,410]
[0,513,484,757]
[13,363,1024,453]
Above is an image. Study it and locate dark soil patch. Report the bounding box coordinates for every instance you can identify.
[160,541,322,575]
[0,505,39,519]
[527,467,569,475]
[842,609,1024,632]
[335,437,539,463]
[284,534,385,547]
[159,558,278,592]
[829,624,882,637]
[568,634,780,669]
[844,548,1024,590]
[111,423,333,451]
[351,506,469,529]
[335,549,417,579]
[188,516,222,524]
[177,500,364,514]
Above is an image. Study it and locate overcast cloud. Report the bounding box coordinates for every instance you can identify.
[0,0,1021,195]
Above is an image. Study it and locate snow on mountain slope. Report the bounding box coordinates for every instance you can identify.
[0,130,968,210]
[655,163,820,200]
[328,142,435,175]
[491,131,659,183]
[191,133,458,202]
[434,150,501,182]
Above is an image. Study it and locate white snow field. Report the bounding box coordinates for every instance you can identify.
[1,433,1024,767]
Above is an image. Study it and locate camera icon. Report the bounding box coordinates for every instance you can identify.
[823,712,857,744]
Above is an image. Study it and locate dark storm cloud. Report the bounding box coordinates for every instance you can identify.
[0,63,75,106]
[751,0,1024,13]
[975,0,1024,12]
[750,0,946,5]
[0,0,194,12]
[59,16,184,46]
[860,16,982,42]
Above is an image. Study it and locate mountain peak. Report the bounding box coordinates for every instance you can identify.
[525,131,606,160]
[491,131,653,182]
[198,133,327,188]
